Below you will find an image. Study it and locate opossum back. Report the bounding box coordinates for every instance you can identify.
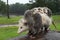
[40,13,52,25]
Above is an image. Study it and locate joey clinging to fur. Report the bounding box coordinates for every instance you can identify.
[24,10,43,36]
[24,10,38,35]
[32,13,42,35]
[38,7,56,29]
[32,7,56,32]
[38,7,52,31]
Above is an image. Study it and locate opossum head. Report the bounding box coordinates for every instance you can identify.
[17,19,28,34]
[24,10,34,18]
[31,7,39,12]
[31,7,45,14]
[41,7,52,17]
[17,23,28,34]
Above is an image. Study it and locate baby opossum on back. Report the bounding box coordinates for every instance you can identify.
[32,7,56,32]
[40,12,52,31]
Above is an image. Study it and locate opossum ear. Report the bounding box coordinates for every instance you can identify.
[38,8,41,10]
[31,9,35,12]
[24,10,33,18]
[47,9,52,17]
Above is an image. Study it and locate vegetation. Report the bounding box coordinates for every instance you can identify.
[0,0,7,14]
[0,16,23,24]
[1,0,60,16]
[9,3,28,15]
[50,15,60,30]
[0,26,27,40]
[0,0,28,15]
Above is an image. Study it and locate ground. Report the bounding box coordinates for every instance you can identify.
[9,31,60,40]
[0,26,28,40]
[0,15,60,40]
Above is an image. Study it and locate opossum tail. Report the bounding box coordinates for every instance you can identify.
[52,21,57,29]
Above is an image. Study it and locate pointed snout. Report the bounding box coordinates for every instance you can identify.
[17,28,28,34]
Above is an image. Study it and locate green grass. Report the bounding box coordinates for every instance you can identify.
[0,26,27,40]
[49,15,60,30]
[0,16,23,24]
[0,15,60,40]
[52,15,60,23]
[50,23,60,30]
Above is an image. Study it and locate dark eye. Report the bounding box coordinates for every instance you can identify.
[20,27,23,29]
[38,8,41,10]
[35,9,36,10]
[24,23,28,25]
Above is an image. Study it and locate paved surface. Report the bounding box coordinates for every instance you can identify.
[0,24,18,27]
[9,31,60,40]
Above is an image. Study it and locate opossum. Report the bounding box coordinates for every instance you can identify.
[17,14,42,37]
[17,7,56,34]
[17,18,36,36]
[17,12,52,34]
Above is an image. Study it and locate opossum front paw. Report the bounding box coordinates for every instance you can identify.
[29,35,36,39]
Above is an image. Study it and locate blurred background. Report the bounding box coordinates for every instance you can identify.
[0,0,60,40]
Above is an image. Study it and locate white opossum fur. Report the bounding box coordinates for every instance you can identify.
[40,12,52,26]
[17,18,28,34]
